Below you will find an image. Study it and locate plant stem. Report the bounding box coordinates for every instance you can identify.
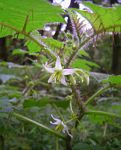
[69,100,74,114]
[56,137,59,150]
[13,113,65,139]
[85,110,121,119]
[65,135,72,150]
[85,85,110,106]
[71,85,85,112]
[0,135,5,150]
[65,47,78,68]
[71,85,86,128]
[65,116,78,124]
[103,123,107,137]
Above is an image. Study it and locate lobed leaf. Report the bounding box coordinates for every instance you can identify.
[0,0,64,37]
[75,2,121,32]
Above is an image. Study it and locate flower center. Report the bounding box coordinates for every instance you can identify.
[54,70,62,81]
[55,123,64,132]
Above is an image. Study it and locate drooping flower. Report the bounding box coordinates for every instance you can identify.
[50,114,73,138]
[43,56,75,86]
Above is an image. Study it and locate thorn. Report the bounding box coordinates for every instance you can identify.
[22,15,29,32]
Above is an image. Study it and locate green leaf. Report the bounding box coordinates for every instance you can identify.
[25,41,41,53]
[75,2,121,32]
[0,26,15,37]
[25,37,64,53]
[41,38,73,56]
[0,85,22,98]
[42,38,64,51]
[0,74,18,83]
[79,50,90,57]
[71,58,99,71]
[12,49,28,55]
[23,97,69,109]
[88,114,112,125]
[0,0,64,37]
[0,97,13,113]
[102,75,121,85]
[73,143,91,150]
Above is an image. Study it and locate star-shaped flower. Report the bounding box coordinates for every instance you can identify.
[50,114,73,138]
[43,56,75,86]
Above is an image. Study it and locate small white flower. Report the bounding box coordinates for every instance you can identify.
[43,56,75,86]
[50,114,73,138]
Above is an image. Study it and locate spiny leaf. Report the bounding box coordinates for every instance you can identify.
[75,2,121,32]
[0,0,64,37]
[68,10,92,42]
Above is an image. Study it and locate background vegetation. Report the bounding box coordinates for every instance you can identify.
[0,0,121,149]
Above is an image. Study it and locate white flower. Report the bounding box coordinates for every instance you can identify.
[50,114,73,138]
[43,56,75,86]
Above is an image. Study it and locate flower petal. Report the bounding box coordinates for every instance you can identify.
[50,121,59,125]
[48,75,56,83]
[63,69,75,75]
[43,64,54,73]
[66,130,73,138]
[86,76,89,85]
[51,114,60,121]
[61,122,73,138]
[62,122,67,133]
[55,56,62,70]
[60,75,67,86]
[50,115,62,125]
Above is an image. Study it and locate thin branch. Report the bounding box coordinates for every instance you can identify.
[85,110,121,119]
[85,85,110,106]
[71,85,85,112]
[55,137,59,150]
[13,113,65,139]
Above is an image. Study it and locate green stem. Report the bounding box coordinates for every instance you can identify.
[85,110,121,119]
[13,113,65,139]
[56,137,59,150]
[69,100,74,114]
[85,85,110,106]
[65,116,78,124]
[103,123,107,137]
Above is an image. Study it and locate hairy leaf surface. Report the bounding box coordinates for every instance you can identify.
[0,0,64,37]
